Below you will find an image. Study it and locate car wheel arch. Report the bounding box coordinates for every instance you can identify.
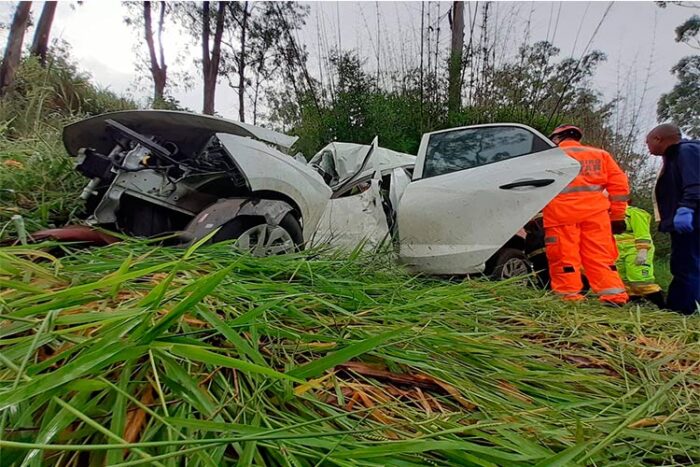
[181,197,298,245]
[484,234,528,277]
[501,234,526,252]
[250,190,303,225]
[484,247,533,280]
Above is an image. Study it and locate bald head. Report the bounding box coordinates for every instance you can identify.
[646,123,682,156]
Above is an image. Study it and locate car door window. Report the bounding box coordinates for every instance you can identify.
[423,126,551,178]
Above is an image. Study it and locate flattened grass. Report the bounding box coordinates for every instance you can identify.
[0,240,698,466]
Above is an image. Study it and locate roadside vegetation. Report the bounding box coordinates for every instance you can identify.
[0,51,136,237]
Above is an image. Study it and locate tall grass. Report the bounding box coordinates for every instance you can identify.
[0,47,138,239]
[0,128,85,237]
[1,241,698,465]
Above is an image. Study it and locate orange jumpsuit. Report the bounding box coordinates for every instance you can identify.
[543,140,630,304]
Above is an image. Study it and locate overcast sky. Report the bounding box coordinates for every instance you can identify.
[1,1,694,134]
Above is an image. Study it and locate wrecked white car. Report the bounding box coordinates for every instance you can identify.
[59,111,579,277]
[307,127,580,278]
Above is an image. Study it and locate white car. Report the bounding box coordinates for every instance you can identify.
[63,111,579,276]
[309,126,579,278]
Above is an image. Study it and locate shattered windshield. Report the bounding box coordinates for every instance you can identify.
[310,150,338,185]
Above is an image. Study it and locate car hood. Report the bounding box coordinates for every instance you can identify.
[309,142,416,186]
[62,110,299,157]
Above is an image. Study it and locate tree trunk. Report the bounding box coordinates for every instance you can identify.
[30,1,57,66]
[419,1,424,128]
[237,1,249,122]
[202,2,212,114]
[0,1,32,95]
[144,1,167,103]
[448,1,464,117]
[156,2,168,101]
[202,1,225,115]
[252,77,260,125]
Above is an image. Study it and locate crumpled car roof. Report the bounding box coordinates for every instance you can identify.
[309,142,415,185]
[63,110,299,157]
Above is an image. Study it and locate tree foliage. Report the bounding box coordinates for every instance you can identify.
[271,42,611,158]
[222,1,309,122]
[657,3,700,137]
[658,55,700,137]
[486,42,607,129]
[675,14,700,49]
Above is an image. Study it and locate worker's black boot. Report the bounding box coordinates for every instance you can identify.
[643,291,666,309]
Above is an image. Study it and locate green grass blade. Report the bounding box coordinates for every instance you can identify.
[288,328,406,379]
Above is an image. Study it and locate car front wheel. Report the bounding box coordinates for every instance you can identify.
[212,213,303,256]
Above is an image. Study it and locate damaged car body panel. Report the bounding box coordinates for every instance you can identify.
[397,123,580,275]
[309,141,416,188]
[180,198,295,244]
[312,175,391,250]
[310,140,414,249]
[215,134,332,243]
[63,110,299,155]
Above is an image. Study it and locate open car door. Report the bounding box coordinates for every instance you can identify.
[397,123,580,275]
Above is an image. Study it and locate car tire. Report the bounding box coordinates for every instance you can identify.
[485,247,533,281]
[212,213,303,256]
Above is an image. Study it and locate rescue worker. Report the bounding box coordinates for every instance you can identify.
[543,125,630,305]
[614,203,665,308]
[646,123,700,315]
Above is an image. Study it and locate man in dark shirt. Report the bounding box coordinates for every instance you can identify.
[646,123,700,315]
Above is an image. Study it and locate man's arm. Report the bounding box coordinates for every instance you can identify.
[678,142,700,211]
